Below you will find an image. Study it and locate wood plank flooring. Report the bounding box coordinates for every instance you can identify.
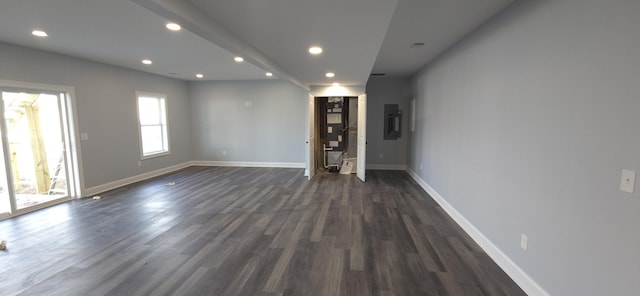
[0,167,526,295]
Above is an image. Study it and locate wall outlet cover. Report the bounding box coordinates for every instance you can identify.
[520,234,528,250]
[620,169,636,193]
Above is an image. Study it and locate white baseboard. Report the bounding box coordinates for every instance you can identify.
[191,160,305,169]
[367,164,408,170]
[83,162,191,197]
[406,169,549,296]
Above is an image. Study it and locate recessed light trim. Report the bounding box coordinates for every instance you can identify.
[234,56,244,62]
[325,72,335,78]
[142,59,152,65]
[166,23,181,31]
[32,30,48,37]
[265,72,273,77]
[309,46,323,55]
[196,74,204,78]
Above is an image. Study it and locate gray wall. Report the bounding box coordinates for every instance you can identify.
[409,0,640,295]
[366,77,411,168]
[189,80,307,164]
[0,43,192,189]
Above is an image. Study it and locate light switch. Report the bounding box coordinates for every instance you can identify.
[80,132,88,140]
[620,169,636,193]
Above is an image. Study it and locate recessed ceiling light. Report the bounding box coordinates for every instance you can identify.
[265,72,273,77]
[234,56,244,62]
[142,59,152,65]
[166,23,181,31]
[410,42,425,48]
[196,74,204,78]
[309,46,323,55]
[32,30,48,37]
[325,72,335,78]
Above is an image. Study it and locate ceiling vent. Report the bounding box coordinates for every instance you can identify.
[370,73,386,77]
[410,42,425,48]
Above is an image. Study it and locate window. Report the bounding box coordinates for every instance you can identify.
[136,92,169,158]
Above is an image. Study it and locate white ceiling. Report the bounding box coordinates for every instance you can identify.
[183,0,398,87]
[0,0,513,88]
[0,0,269,81]
[373,0,514,77]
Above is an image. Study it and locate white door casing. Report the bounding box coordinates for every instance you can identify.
[307,94,315,180]
[357,94,366,182]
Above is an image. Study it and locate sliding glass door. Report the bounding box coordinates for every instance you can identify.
[0,127,10,218]
[0,85,76,216]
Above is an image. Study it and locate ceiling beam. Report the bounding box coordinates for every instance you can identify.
[132,0,309,91]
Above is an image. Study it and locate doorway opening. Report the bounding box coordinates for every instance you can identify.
[307,92,366,182]
[314,96,358,174]
[305,89,367,182]
[0,82,80,219]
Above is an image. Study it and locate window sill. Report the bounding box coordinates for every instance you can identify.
[141,151,171,160]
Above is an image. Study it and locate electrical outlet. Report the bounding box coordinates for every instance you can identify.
[520,234,528,250]
[222,150,227,156]
[620,169,636,193]
[379,153,383,159]
[138,161,142,166]
[419,163,423,170]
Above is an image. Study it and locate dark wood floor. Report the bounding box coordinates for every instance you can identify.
[0,167,526,296]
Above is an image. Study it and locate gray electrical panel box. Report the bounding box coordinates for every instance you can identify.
[384,104,401,140]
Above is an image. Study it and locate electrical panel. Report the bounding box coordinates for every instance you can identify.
[326,97,344,151]
[384,104,401,140]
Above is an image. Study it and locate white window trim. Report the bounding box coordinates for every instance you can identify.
[136,91,170,160]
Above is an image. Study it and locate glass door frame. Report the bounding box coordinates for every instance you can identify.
[0,80,82,219]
